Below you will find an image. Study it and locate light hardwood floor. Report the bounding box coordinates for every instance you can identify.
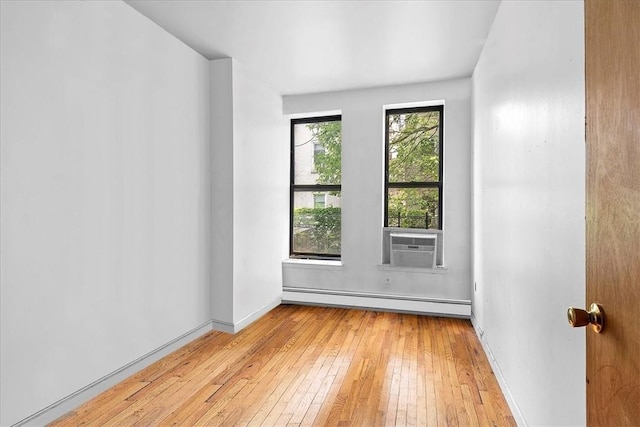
[50,305,515,426]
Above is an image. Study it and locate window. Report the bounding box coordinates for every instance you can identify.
[291,115,342,258]
[313,142,324,172]
[313,193,326,208]
[385,105,443,229]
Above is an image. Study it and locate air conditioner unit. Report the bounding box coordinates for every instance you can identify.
[390,232,437,268]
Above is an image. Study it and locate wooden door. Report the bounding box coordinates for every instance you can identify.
[585,0,640,425]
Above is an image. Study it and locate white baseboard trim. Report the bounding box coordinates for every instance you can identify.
[234,297,281,332]
[282,287,471,318]
[211,296,282,334]
[470,315,527,427]
[14,320,214,427]
[210,318,235,334]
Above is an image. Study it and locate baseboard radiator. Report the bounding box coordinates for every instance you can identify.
[282,287,471,318]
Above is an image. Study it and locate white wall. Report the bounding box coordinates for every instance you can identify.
[231,61,289,325]
[283,79,472,307]
[472,1,585,425]
[0,2,211,425]
[210,59,235,326]
[210,58,289,331]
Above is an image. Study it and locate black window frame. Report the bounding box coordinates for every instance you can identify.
[290,115,342,260]
[384,105,444,230]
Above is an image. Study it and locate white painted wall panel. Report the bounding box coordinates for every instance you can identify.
[209,58,288,329]
[0,2,210,425]
[472,2,585,425]
[231,60,288,324]
[210,58,235,326]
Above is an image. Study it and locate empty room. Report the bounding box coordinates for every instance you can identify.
[1,0,637,426]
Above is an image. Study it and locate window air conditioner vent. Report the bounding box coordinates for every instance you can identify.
[390,232,437,268]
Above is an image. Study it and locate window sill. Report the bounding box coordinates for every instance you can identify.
[377,264,448,274]
[283,258,343,270]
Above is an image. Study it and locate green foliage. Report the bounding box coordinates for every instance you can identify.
[387,208,438,229]
[293,207,341,254]
[387,187,439,229]
[294,121,342,255]
[386,110,441,228]
[387,111,440,183]
[308,121,341,185]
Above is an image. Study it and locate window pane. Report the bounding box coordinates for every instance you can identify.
[313,193,326,208]
[387,187,439,229]
[294,120,341,185]
[293,191,341,255]
[387,110,440,183]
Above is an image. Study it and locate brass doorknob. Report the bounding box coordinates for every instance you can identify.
[567,303,604,333]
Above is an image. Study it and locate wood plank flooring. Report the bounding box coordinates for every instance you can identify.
[50,305,515,426]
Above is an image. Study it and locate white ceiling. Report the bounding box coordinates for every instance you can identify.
[125,0,500,95]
